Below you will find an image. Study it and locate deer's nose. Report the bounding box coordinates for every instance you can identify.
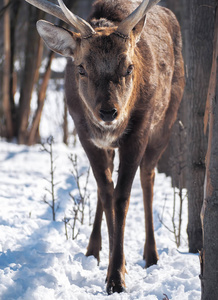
[99,108,118,122]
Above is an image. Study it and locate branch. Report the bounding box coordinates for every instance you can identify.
[158,214,175,234]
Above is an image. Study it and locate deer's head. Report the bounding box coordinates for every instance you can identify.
[27,0,160,126]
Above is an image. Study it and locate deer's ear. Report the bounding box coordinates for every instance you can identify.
[132,15,146,43]
[36,20,78,58]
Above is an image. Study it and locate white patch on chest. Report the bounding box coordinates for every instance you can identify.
[91,132,118,149]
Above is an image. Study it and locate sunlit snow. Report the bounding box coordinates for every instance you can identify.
[0,140,201,300]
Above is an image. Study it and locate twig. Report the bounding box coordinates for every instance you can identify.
[63,217,70,240]
[41,136,59,221]
[66,153,91,240]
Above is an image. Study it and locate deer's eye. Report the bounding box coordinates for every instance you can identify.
[126,65,134,76]
[78,65,87,76]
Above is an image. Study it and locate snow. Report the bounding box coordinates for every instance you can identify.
[0,140,201,300]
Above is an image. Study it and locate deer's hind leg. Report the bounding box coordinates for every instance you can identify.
[140,162,158,267]
[140,144,168,268]
[86,149,115,263]
[86,195,103,263]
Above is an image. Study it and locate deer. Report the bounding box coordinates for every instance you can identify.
[25,0,185,294]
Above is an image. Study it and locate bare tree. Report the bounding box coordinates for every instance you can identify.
[1,0,96,144]
[0,0,95,144]
[2,0,14,139]
[1,1,46,142]
[164,0,215,253]
[18,5,44,144]
[28,51,55,145]
[200,6,218,299]
[186,0,216,254]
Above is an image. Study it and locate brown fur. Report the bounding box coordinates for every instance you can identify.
[36,0,185,294]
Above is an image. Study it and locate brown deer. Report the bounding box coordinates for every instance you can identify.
[26,0,185,294]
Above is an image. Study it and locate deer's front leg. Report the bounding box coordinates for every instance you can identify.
[106,138,148,294]
[81,143,114,262]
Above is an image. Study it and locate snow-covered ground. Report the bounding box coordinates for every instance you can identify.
[0,139,201,300]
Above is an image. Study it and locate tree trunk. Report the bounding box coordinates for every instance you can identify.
[10,0,21,135]
[163,0,215,253]
[186,0,215,253]
[18,6,44,144]
[2,0,13,139]
[200,6,218,299]
[28,51,55,145]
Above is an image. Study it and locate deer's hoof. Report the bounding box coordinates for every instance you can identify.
[143,246,159,268]
[86,240,101,265]
[106,280,127,295]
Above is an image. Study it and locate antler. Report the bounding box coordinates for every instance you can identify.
[25,0,96,38]
[117,0,161,37]
[57,0,96,37]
